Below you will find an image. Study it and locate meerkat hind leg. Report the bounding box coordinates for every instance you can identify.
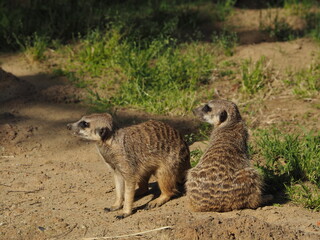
[135,173,152,197]
[146,170,176,209]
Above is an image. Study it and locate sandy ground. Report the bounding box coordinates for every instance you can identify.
[1,8,320,239]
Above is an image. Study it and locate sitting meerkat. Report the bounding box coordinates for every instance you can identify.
[186,99,262,212]
[67,113,190,218]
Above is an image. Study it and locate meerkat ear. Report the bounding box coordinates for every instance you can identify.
[96,127,109,140]
[219,110,228,123]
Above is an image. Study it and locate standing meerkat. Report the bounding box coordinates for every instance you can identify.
[186,99,262,212]
[67,113,190,218]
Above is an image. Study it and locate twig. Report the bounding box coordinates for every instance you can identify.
[0,183,12,187]
[49,223,78,239]
[7,187,44,194]
[82,226,173,240]
[0,155,14,158]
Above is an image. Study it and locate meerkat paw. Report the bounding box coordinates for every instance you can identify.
[145,201,159,209]
[115,213,131,219]
[104,205,122,213]
[146,195,170,209]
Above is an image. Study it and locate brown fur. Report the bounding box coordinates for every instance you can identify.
[67,113,190,218]
[186,99,262,212]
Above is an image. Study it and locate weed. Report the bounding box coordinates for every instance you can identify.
[240,56,272,95]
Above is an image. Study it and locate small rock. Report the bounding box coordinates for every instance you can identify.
[38,226,45,231]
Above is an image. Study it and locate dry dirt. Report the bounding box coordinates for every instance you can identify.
[1,8,320,240]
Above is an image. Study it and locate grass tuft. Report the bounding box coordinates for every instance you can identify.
[240,56,272,95]
[285,64,320,98]
[254,129,320,210]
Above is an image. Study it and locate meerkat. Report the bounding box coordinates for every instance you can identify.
[67,113,190,218]
[186,99,262,212]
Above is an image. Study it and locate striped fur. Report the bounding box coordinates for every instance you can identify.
[186,100,262,212]
[68,114,190,218]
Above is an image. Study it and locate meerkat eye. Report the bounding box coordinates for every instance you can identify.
[202,104,212,113]
[219,110,228,123]
[79,121,90,129]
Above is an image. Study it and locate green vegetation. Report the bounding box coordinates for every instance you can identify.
[240,56,272,95]
[69,31,216,114]
[212,29,238,56]
[285,64,320,98]
[190,149,204,167]
[259,9,300,41]
[259,0,320,41]
[254,129,320,210]
[16,33,49,61]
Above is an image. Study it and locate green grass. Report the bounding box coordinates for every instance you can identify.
[15,33,48,61]
[284,0,316,16]
[263,0,320,41]
[286,183,320,211]
[213,0,236,21]
[305,12,320,41]
[254,129,320,210]
[212,29,238,56]
[240,56,272,95]
[65,29,216,114]
[285,64,320,98]
[190,149,204,167]
[259,10,299,41]
[0,0,219,51]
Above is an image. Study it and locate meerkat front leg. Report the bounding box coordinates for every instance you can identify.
[105,170,124,212]
[116,180,136,219]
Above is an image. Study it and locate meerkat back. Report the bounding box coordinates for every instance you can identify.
[120,120,190,169]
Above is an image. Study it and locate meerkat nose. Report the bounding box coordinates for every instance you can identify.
[67,124,72,130]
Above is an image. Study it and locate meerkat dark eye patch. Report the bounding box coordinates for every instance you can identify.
[97,127,109,140]
[202,104,212,113]
[219,110,228,123]
[79,121,90,129]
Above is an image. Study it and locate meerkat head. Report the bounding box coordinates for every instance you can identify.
[193,99,242,127]
[67,113,114,141]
